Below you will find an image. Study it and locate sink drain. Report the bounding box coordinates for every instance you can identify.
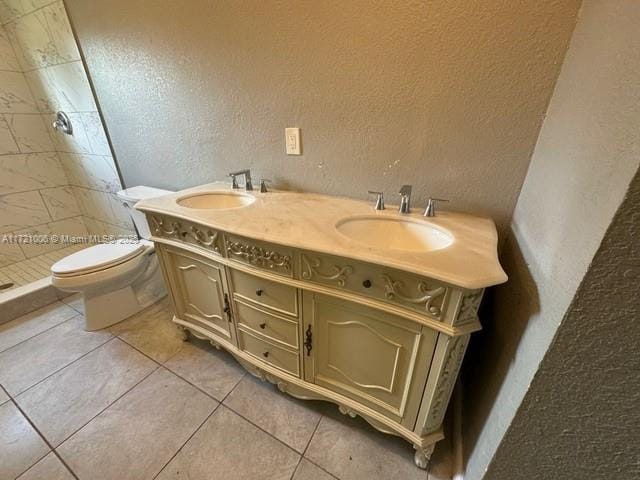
[0,282,15,290]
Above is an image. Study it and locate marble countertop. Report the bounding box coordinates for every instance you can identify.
[135,183,507,290]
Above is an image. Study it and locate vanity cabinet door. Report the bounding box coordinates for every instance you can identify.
[159,245,236,345]
[302,292,437,424]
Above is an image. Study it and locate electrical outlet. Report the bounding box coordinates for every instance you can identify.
[285,127,301,155]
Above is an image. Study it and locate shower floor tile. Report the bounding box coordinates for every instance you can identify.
[0,244,86,292]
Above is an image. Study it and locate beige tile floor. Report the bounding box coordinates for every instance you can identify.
[0,296,453,480]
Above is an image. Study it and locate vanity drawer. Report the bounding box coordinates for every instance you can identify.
[238,329,300,377]
[234,299,299,350]
[224,234,294,277]
[229,268,298,317]
[299,252,451,321]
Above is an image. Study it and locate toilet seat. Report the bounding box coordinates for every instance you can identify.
[52,240,151,277]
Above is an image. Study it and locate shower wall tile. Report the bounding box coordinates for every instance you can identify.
[0,1,55,25]
[59,153,121,193]
[6,1,79,70]
[72,187,134,231]
[0,70,37,113]
[83,216,135,237]
[83,112,110,155]
[0,152,67,195]
[40,1,78,63]
[15,215,87,257]
[48,112,112,157]
[40,185,80,220]
[5,113,53,152]
[0,27,19,70]
[0,1,129,269]
[25,60,96,113]
[0,190,51,233]
[0,115,18,153]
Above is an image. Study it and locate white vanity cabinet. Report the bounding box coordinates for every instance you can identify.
[158,245,236,346]
[148,213,488,469]
[302,292,438,426]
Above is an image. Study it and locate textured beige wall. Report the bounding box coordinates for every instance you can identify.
[64,0,581,234]
[463,1,640,478]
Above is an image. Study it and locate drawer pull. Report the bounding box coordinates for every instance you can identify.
[259,322,267,329]
[304,325,313,356]
[263,351,270,358]
[255,289,264,296]
[223,294,232,322]
[362,279,372,288]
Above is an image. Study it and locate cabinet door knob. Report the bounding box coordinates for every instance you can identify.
[255,289,264,296]
[263,351,270,358]
[259,322,266,329]
[362,279,372,288]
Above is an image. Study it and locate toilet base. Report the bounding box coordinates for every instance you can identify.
[83,286,149,331]
[82,287,164,332]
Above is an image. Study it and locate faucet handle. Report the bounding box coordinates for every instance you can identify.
[260,179,272,193]
[398,185,412,214]
[423,197,449,217]
[367,190,385,210]
[229,173,239,189]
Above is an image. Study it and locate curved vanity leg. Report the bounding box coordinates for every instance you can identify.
[413,443,435,470]
[179,327,190,341]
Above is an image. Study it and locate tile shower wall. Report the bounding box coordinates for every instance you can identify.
[0,19,87,269]
[0,0,133,270]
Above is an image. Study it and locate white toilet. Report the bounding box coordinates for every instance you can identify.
[51,186,173,331]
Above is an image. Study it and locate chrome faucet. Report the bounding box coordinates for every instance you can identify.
[368,190,385,210]
[229,169,253,191]
[423,197,449,217]
[398,185,412,214]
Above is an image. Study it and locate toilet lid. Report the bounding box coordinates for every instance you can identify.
[51,241,148,276]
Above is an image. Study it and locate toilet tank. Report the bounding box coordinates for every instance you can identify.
[116,186,173,239]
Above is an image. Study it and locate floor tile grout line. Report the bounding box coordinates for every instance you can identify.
[10,398,79,480]
[151,338,317,461]
[114,329,244,405]
[52,364,162,450]
[59,296,83,314]
[10,331,115,399]
[0,308,79,355]
[294,415,341,480]
[151,371,272,480]
[222,400,306,457]
[288,412,321,480]
[161,361,242,404]
[150,404,222,480]
[151,367,248,479]
[0,383,10,401]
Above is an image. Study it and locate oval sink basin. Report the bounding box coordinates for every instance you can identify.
[335,216,453,252]
[177,192,255,210]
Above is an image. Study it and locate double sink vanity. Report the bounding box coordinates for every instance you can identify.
[135,180,507,469]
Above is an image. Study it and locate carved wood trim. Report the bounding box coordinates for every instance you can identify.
[338,404,358,418]
[150,215,182,237]
[189,226,220,253]
[455,290,484,326]
[380,274,447,318]
[226,239,292,272]
[301,254,353,287]
[423,335,469,433]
